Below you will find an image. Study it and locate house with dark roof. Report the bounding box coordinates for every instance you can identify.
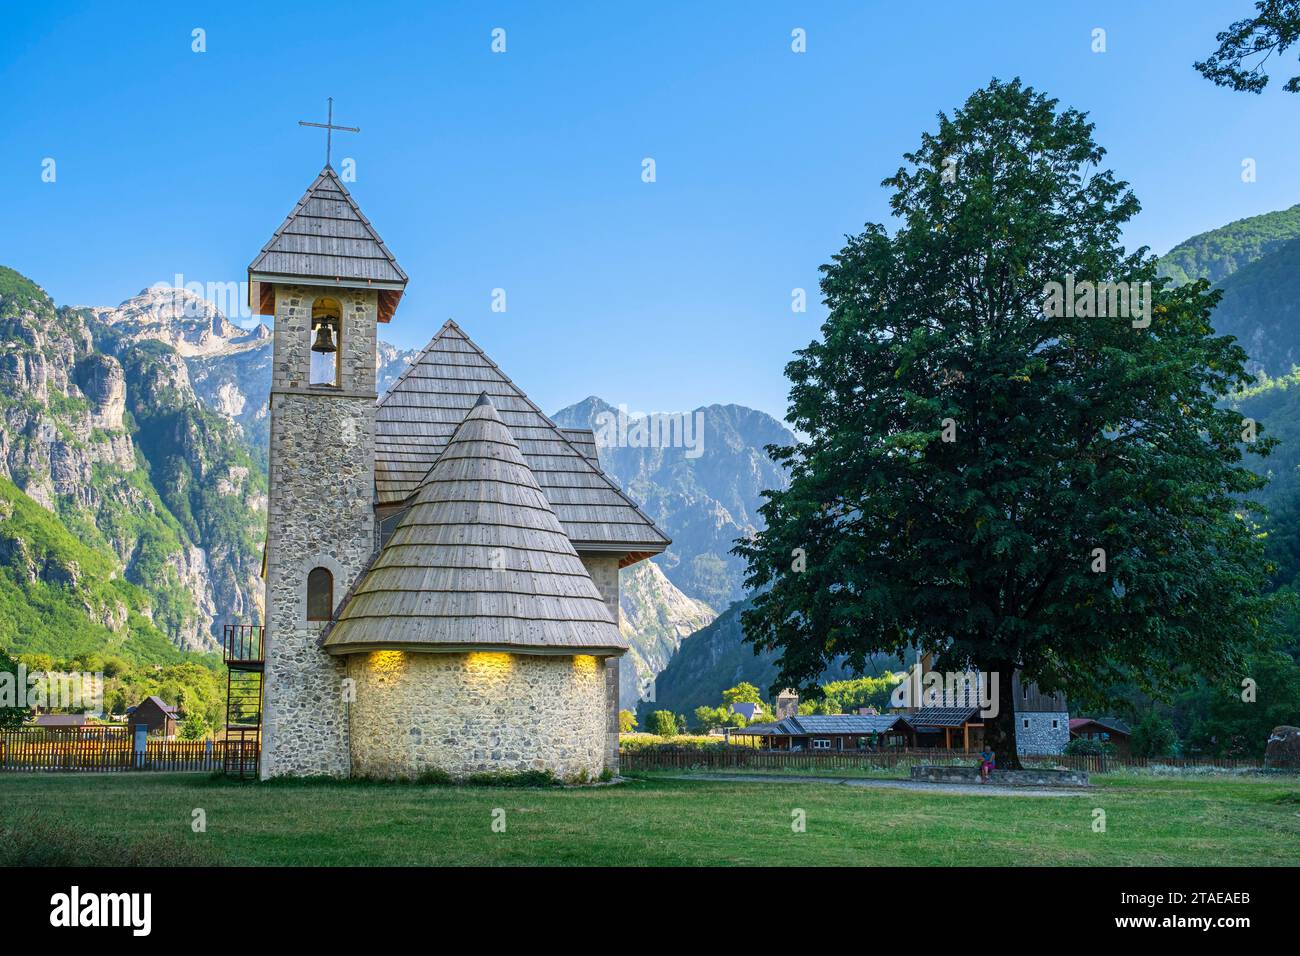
[731,714,917,751]
[1069,717,1132,756]
[243,164,669,782]
[30,713,89,730]
[127,696,180,738]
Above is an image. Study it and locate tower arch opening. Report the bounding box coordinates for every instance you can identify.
[309,297,343,387]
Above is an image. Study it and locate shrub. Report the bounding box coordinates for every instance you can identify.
[464,769,560,788]
[648,710,679,737]
[415,767,453,786]
[1064,737,1116,757]
[618,733,754,753]
[1131,713,1179,757]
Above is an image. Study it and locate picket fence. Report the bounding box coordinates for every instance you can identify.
[0,728,242,773]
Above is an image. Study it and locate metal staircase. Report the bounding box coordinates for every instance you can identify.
[221,624,264,778]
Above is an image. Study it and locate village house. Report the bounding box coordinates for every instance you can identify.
[227,164,669,781]
[29,713,89,732]
[127,696,180,738]
[1069,717,1132,756]
[734,671,1071,754]
[732,714,916,751]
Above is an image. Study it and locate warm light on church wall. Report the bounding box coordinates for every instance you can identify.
[465,651,513,676]
[348,650,609,780]
[367,649,406,679]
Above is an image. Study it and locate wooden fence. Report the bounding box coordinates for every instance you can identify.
[619,747,1266,775]
[0,729,249,773]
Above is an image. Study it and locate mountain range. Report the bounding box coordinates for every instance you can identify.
[6,198,1300,720]
[0,275,789,708]
[0,270,264,655]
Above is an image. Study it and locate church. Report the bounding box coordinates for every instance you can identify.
[247,164,669,780]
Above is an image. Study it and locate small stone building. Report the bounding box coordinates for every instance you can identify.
[252,166,668,781]
[1012,673,1069,755]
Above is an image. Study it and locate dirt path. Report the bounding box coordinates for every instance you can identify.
[663,772,1091,798]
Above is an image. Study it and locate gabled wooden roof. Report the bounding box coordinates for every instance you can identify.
[375,321,670,555]
[325,394,627,655]
[248,166,407,319]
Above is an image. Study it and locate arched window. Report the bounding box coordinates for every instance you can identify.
[309,297,343,387]
[306,566,334,621]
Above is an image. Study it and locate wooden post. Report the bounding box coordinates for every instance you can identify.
[963,723,970,752]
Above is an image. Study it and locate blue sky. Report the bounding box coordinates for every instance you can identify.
[2,1,1299,422]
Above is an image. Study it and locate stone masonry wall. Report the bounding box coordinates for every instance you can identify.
[348,651,608,780]
[1016,711,1070,755]
[261,285,378,778]
[579,553,623,776]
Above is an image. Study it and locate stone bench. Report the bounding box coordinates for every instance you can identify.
[910,765,1090,787]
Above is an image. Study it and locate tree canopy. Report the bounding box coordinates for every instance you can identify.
[1196,1,1300,94]
[736,78,1280,764]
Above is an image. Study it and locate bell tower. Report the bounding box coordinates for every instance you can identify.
[249,165,407,777]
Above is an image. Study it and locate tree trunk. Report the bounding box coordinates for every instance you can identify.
[982,662,1022,770]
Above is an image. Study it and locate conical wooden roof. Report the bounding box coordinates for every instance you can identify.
[248,166,407,320]
[375,320,669,556]
[324,394,626,656]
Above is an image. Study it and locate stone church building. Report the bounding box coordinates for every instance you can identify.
[249,166,668,780]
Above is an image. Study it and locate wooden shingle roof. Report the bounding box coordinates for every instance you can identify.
[324,394,627,656]
[375,321,669,557]
[248,166,407,320]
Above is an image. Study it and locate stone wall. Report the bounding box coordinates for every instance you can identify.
[261,285,378,778]
[347,651,608,780]
[911,765,1090,788]
[579,552,623,776]
[1016,711,1070,755]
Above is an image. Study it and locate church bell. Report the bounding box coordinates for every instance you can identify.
[311,318,338,354]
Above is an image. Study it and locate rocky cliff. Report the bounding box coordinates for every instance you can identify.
[0,269,265,654]
[617,560,715,709]
[552,396,793,611]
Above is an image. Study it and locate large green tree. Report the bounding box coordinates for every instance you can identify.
[1196,1,1300,93]
[736,79,1279,766]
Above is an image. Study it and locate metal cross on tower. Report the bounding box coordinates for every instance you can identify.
[298,97,359,168]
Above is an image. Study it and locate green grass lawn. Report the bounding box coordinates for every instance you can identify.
[2,770,1297,866]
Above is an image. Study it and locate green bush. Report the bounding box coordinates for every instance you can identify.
[648,710,679,737]
[1131,713,1180,757]
[414,767,453,785]
[618,733,753,753]
[464,769,560,788]
[1063,737,1116,757]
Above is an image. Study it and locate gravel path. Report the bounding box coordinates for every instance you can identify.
[664,772,1091,798]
